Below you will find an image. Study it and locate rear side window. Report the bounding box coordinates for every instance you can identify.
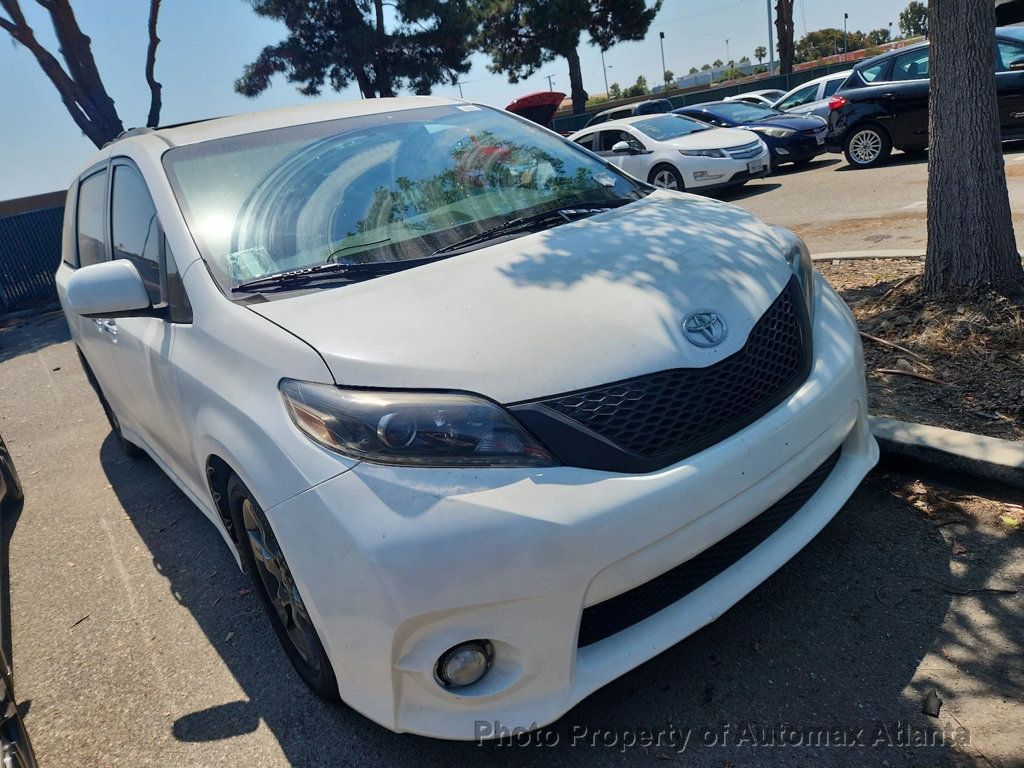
[777,83,817,111]
[891,50,929,81]
[76,171,108,267]
[111,164,162,304]
[574,133,597,150]
[858,61,888,84]
[823,77,845,98]
[997,40,1024,71]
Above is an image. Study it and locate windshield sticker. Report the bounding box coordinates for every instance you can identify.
[226,246,275,283]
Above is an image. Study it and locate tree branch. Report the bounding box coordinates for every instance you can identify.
[145,0,162,127]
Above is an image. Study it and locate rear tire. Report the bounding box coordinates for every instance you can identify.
[843,124,892,168]
[228,475,340,702]
[648,163,685,191]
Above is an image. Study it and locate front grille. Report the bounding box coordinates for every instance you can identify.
[577,448,842,648]
[726,140,763,159]
[523,278,809,471]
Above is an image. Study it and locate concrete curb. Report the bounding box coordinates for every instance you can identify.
[812,250,925,262]
[869,416,1024,490]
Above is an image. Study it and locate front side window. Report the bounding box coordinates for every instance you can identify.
[858,61,888,84]
[111,164,162,303]
[891,49,929,81]
[598,129,643,152]
[777,84,818,111]
[76,170,108,268]
[632,115,711,140]
[163,105,641,293]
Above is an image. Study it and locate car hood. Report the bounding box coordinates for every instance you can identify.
[249,191,793,403]
[665,127,760,150]
[746,114,827,132]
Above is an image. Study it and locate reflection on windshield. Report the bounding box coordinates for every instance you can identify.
[162,105,641,290]
[633,114,711,141]
[713,102,783,122]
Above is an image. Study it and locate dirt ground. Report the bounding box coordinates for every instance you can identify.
[816,258,1024,442]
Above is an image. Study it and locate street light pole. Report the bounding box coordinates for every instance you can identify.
[725,38,730,64]
[545,74,555,91]
[844,12,849,54]
[659,31,667,87]
[601,49,609,96]
[767,0,775,75]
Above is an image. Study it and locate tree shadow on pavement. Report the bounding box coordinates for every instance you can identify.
[0,312,69,365]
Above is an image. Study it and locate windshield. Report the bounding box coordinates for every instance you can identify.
[707,102,783,123]
[162,104,640,291]
[632,114,711,140]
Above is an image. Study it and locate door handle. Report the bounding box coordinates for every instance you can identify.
[102,319,118,340]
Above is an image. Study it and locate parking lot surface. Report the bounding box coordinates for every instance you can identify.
[724,144,1024,256]
[1,157,1022,767]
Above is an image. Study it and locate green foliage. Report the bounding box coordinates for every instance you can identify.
[608,81,622,99]
[589,95,608,105]
[899,1,928,38]
[715,67,746,83]
[663,69,674,84]
[754,45,767,63]
[866,27,892,46]
[235,0,475,99]
[475,0,662,114]
[700,63,711,71]
[623,74,648,97]
[688,66,699,74]
[795,27,870,62]
[712,58,723,67]
[738,55,750,65]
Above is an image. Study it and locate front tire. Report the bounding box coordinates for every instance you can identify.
[227,475,340,701]
[648,163,685,190]
[843,124,892,168]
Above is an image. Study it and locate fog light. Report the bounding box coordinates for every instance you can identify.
[435,640,493,688]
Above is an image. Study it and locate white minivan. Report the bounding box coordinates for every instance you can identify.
[56,97,877,739]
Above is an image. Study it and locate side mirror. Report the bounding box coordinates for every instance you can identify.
[65,260,151,318]
[1010,58,1024,72]
[611,140,634,154]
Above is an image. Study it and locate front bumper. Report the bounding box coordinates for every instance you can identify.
[686,147,771,190]
[266,277,877,739]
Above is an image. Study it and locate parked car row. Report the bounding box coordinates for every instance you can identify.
[827,25,1024,167]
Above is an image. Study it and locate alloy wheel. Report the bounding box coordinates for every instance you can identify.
[652,169,679,190]
[849,129,883,165]
[242,498,321,670]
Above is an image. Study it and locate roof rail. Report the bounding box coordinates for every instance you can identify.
[102,116,223,148]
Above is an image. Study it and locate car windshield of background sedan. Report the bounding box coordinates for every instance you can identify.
[162,104,641,292]
[631,114,712,140]
[708,102,784,123]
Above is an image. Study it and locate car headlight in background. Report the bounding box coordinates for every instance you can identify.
[680,148,726,158]
[279,380,556,467]
[771,226,815,320]
[750,126,797,138]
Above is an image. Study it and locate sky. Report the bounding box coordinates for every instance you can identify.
[0,0,913,200]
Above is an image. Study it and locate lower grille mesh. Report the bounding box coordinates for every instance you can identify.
[577,448,842,648]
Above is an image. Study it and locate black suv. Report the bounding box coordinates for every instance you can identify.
[826,27,1024,167]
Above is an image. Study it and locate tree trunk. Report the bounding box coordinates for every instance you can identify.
[923,0,1024,293]
[565,47,588,115]
[775,0,794,75]
[371,0,392,97]
[145,0,162,127]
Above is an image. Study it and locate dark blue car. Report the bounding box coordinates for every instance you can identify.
[673,101,828,168]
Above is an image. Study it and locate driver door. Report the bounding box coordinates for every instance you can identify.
[596,128,649,180]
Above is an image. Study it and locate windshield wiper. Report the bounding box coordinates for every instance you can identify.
[231,258,441,294]
[430,199,631,257]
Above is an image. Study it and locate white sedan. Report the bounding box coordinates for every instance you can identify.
[569,114,770,192]
[724,89,787,106]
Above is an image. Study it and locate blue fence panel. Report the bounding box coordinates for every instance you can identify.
[0,205,64,312]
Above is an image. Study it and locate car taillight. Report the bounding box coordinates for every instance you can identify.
[828,95,849,111]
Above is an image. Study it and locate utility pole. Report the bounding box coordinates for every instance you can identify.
[843,12,849,54]
[725,38,731,64]
[601,49,609,96]
[659,31,667,86]
[456,81,465,98]
[767,0,776,75]
[545,74,555,91]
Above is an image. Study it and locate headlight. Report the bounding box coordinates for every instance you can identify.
[771,226,815,320]
[279,380,556,467]
[680,148,726,158]
[750,126,797,138]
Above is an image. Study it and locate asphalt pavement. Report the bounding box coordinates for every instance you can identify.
[1,155,1022,767]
